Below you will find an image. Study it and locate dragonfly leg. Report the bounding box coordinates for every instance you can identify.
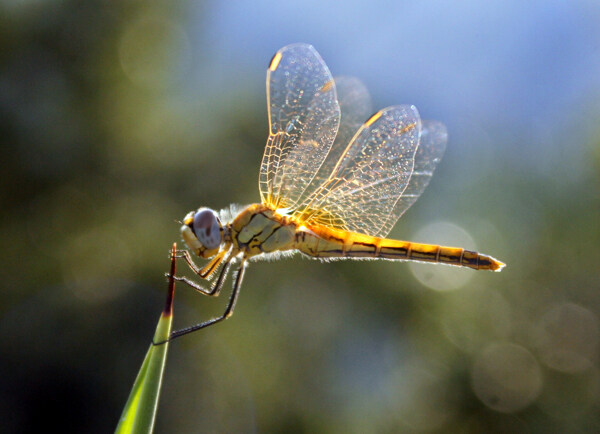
[157,255,248,343]
[169,253,234,297]
[174,248,227,279]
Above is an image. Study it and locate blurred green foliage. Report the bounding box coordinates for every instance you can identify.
[1,1,600,433]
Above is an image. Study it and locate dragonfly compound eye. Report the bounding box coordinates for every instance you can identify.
[193,209,221,249]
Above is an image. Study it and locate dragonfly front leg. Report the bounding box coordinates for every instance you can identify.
[170,253,234,298]
[169,247,233,296]
[165,255,248,342]
[173,248,226,279]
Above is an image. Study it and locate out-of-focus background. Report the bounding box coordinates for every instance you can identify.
[2,0,600,432]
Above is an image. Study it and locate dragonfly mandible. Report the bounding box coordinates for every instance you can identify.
[165,43,505,342]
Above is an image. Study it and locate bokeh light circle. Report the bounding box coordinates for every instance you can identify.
[534,303,599,374]
[471,342,542,413]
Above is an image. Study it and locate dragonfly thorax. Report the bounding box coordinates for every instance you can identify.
[181,208,224,258]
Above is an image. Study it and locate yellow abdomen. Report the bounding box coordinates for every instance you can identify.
[295,224,505,271]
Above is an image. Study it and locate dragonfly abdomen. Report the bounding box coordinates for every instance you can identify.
[296,226,504,271]
[378,240,504,271]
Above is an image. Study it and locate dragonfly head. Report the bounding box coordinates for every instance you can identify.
[181,208,223,258]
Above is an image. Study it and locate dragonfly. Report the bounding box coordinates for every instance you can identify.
[166,43,505,342]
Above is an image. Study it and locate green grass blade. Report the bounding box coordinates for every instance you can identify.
[115,244,177,434]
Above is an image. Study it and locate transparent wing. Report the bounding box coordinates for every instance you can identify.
[259,44,340,210]
[330,76,373,158]
[295,105,434,237]
[376,120,447,236]
[309,76,373,193]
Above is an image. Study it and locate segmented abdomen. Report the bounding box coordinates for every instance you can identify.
[295,226,504,271]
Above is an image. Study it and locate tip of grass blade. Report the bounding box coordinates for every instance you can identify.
[162,243,177,318]
[115,243,177,433]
